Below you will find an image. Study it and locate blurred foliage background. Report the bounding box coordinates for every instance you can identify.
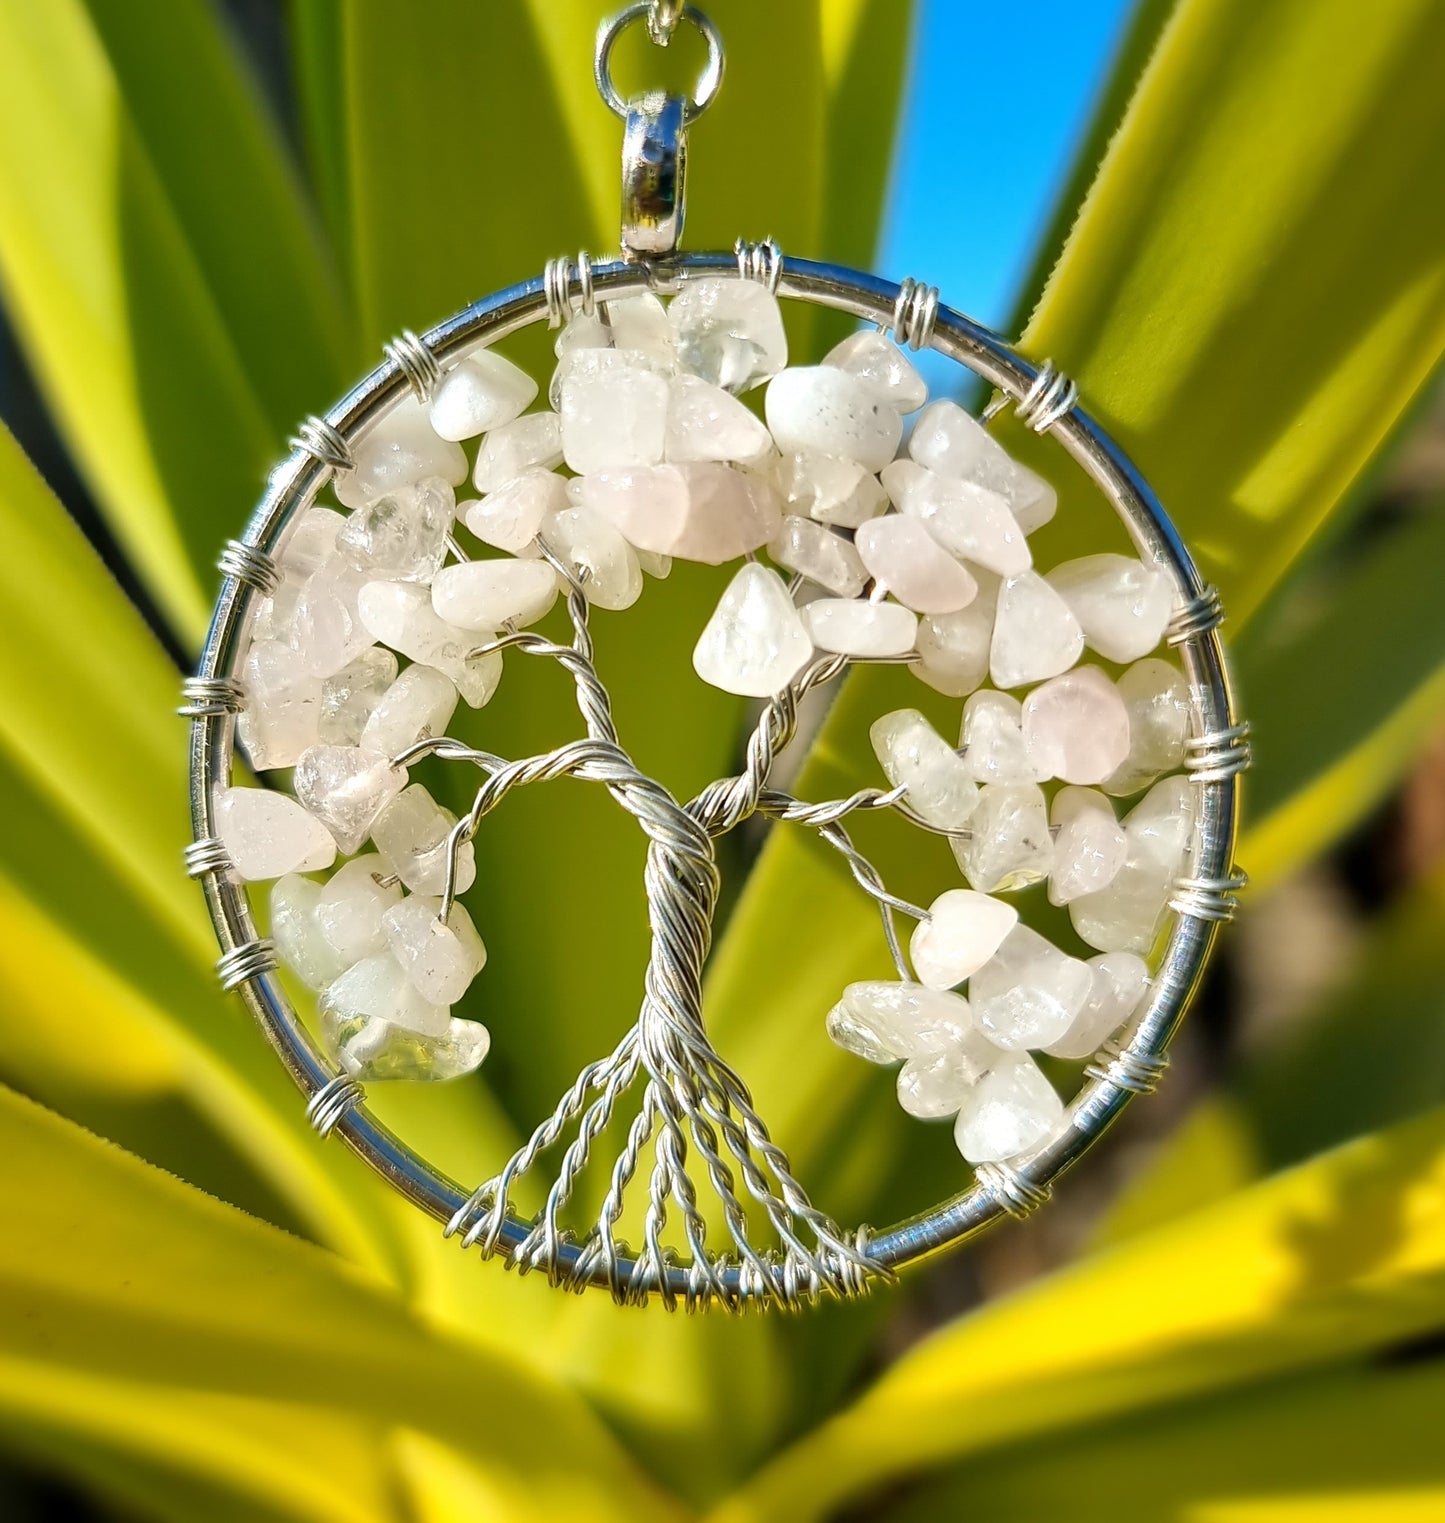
[2,0,1445,1518]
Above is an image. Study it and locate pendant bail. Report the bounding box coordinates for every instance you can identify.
[620,90,688,258]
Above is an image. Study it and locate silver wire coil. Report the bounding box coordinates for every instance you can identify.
[216,540,280,596]
[1168,584,1225,644]
[1185,723,1253,783]
[288,415,353,472]
[178,676,246,717]
[892,276,940,351]
[1085,1041,1170,1096]
[974,1162,1053,1219]
[735,237,783,293]
[306,1074,366,1138]
[384,329,442,402]
[1014,359,1079,433]
[182,837,231,878]
[216,938,278,992]
[544,252,597,328]
[1171,870,1250,922]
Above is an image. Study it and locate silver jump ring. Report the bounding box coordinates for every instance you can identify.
[595,3,725,123]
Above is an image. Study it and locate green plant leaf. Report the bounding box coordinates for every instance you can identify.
[0,1083,685,1523]
[707,1101,1445,1523]
[0,0,353,641]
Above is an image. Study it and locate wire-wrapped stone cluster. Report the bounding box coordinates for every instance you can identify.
[216,268,1195,1191]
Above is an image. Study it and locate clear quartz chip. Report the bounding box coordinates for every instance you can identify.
[870,708,978,829]
[771,450,887,528]
[432,558,558,630]
[897,1039,995,1120]
[767,514,867,597]
[428,351,538,441]
[236,638,322,769]
[356,580,503,705]
[882,460,1031,576]
[989,570,1085,688]
[335,477,453,583]
[382,895,487,1006]
[370,784,477,897]
[462,468,568,553]
[1022,665,1132,785]
[473,412,564,493]
[913,575,997,698]
[951,782,1054,893]
[360,664,458,759]
[959,689,1045,785]
[693,562,812,697]
[290,559,374,680]
[823,329,928,413]
[825,980,975,1062]
[1106,657,1191,796]
[1048,553,1173,663]
[908,399,1057,533]
[910,888,1019,990]
[293,745,407,855]
[335,393,468,509]
[1044,951,1150,1060]
[318,647,397,746]
[667,278,788,392]
[854,514,977,613]
[765,366,903,473]
[969,924,1093,1051]
[802,598,917,657]
[539,506,643,610]
[1048,786,1127,905]
[280,507,345,576]
[556,292,672,364]
[215,786,336,881]
[269,873,348,991]
[953,1052,1063,1163]
[315,854,402,963]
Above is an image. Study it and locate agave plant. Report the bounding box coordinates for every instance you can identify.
[3,0,1445,1517]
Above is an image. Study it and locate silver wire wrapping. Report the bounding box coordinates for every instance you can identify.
[186,249,1248,1311]
[384,329,442,402]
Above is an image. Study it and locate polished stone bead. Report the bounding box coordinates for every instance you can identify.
[356,580,503,705]
[269,873,348,991]
[692,562,813,697]
[951,782,1054,893]
[665,372,772,462]
[771,450,887,528]
[854,514,977,613]
[1105,658,1191,796]
[318,647,398,746]
[668,278,788,392]
[432,558,558,630]
[1048,786,1127,906]
[359,664,458,760]
[576,462,781,564]
[472,412,564,492]
[462,468,568,554]
[370,784,477,897]
[766,366,903,473]
[908,399,1057,533]
[802,597,917,657]
[560,361,669,475]
[215,785,336,880]
[953,1052,1064,1163]
[910,888,1019,989]
[1044,951,1150,1060]
[429,351,538,441]
[1048,553,1173,663]
[335,477,453,583]
[382,895,487,1006]
[293,745,407,855]
[539,505,643,610]
[768,514,867,596]
[959,689,1045,785]
[989,570,1085,688]
[236,637,322,770]
[335,393,468,509]
[823,329,928,413]
[870,708,978,829]
[825,980,974,1062]
[881,460,1031,576]
[912,576,997,698]
[970,924,1093,1051]
[315,854,402,962]
[1022,665,1132,784]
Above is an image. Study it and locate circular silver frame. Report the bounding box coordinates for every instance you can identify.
[185,250,1245,1306]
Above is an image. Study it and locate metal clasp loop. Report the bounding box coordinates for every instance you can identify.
[595,3,725,123]
[620,91,688,257]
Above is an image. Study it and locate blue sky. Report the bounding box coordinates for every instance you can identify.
[881,0,1136,389]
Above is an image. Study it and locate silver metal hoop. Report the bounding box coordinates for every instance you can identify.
[595,3,725,123]
[187,250,1244,1307]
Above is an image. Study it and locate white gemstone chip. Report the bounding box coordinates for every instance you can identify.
[463,468,568,554]
[556,293,672,364]
[577,462,781,564]
[432,559,558,631]
[327,1007,492,1083]
[823,330,928,413]
[269,874,348,991]
[767,515,867,596]
[870,708,978,829]
[237,639,322,769]
[1022,665,1132,784]
[1048,553,1173,663]
[765,366,904,473]
[1049,786,1127,905]
[539,506,643,610]
[318,648,397,746]
[321,954,448,1039]
[881,460,1031,576]
[289,561,373,681]
[665,373,772,462]
[910,888,1019,990]
[335,394,468,509]
[1106,658,1191,796]
[802,598,917,657]
[897,1047,987,1120]
[970,924,1093,1051]
[692,562,812,697]
[825,981,974,1062]
[382,895,487,1007]
[989,570,1086,688]
[429,352,538,441]
[1071,775,1196,953]
[336,477,453,583]
[215,786,337,880]
[473,412,564,493]
[909,399,1057,533]
[371,784,477,897]
[293,745,407,855]
[1045,951,1150,1060]
[560,362,668,475]
[280,507,345,576]
[913,577,997,698]
[360,664,458,759]
[854,515,978,614]
[772,451,887,528]
[952,782,1054,893]
[954,1053,1064,1163]
[668,278,788,392]
[356,580,503,705]
[314,854,402,962]
[960,689,1045,785]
